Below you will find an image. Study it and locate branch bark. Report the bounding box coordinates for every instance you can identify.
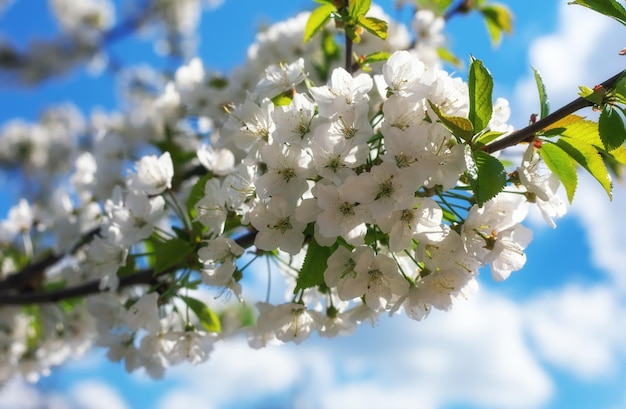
[482,70,626,154]
[0,229,258,306]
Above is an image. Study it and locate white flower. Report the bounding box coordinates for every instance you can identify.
[271,93,317,146]
[106,188,166,246]
[0,199,34,243]
[198,237,244,293]
[127,152,174,195]
[516,145,566,228]
[462,193,532,280]
[254,302,322,345]
[341,162,416,221]
[383,50,426,96]
[197,144,235,176]
[194,178,228,234]
[124,292,161,334]
[309,67,373,118]
[377,197,444,252]
[250,197,306,255]
[85,236,128,290]
[256,58,307,98]
[337,248,409,311]
[255,143,313,202]
[316,183,371,246]
[223,97,275,152]
[402,268,478,320]
[162,329,217,365]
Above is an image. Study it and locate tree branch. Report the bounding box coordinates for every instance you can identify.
[482,70,626,154]
[0,229,258,306]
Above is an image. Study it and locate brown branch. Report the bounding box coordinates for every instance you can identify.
[0,228,100,292]
[483,70,626,154]
[0,229,258,306]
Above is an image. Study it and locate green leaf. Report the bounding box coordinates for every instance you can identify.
[153,237,195,275]
[599,105,626,151]
[480,4,513,47]
[436,47,462,67]
[539,142,578,203]
[356,15,388,40]
[473,131,505,149]
[271,91,293,106]
[557,136,613,199]
[180,296,222,333]
[578,85,606,106]
[304,4,335,43]
[468,57,494,132]
[417,0,454,14]
[428,100,474,141]
[187,173,213,220]
[349,0,371,19]
[294,238,334,293]
[465,147,507,206]
[568,0,626,26]
[362,51,391,64]
[532,67,550,119]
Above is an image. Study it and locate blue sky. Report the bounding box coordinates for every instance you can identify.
[2,1,626,408]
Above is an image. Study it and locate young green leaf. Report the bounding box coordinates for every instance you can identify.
[568,0,626,26]
[538,142,578,203]
[465,147,507,206]
[362,51,391,64]
[436,47,462,67]
[428,100,474,141]
[294,238,334,293]
[557,136,613,199]
[357,15,388,40]
[480,4,513,47]
[180,296,222,333]
[153,237,195,274]
[468,57,494,133]
[349,0,371,19]
[304,4,335,43]
[532,67,550,119]
[187,172,213,220]
[599,105,626,151]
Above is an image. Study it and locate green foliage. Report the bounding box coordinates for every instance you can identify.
[557,136,613,199]
[356,15,388,40]
[349,0,371,19]
[468,57,494,133]
[362,51,391,64]
[187,173,213,220]
[180,296,222,333]
[539,114,613,200]
[437,47,462,67]
[465,147,507,206]
[428,100,474,142]
[539,142,578,203]
[153,237,196,275]
[568,0,626,26]
[599,105,626,151]
[304,3,335,43]
[479,4,513,47]
[417,0,454,14]
[294,238,335,293]
[532,67,550,119]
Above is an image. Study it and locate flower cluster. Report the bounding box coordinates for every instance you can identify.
[0,3,570,383]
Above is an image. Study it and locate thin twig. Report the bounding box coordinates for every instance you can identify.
[482,70,626,154]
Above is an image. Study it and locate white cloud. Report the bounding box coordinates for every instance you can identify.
[156,289,553,409]
[513,2,625,125]
[69,380,130,409]
[524,284,626,379]
[569,174,626,290]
